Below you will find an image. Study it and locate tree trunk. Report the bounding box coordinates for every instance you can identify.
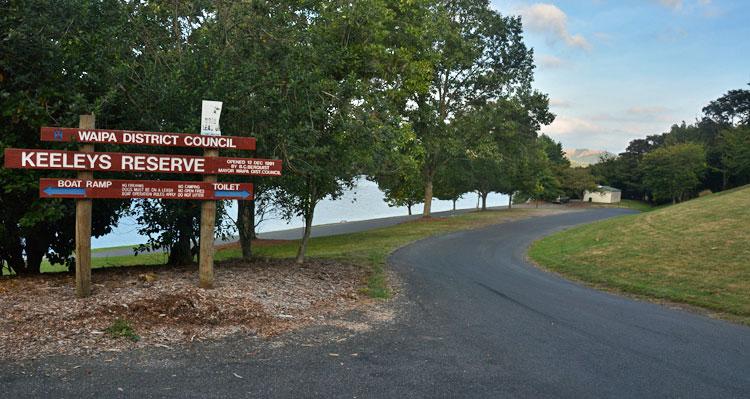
[476,192,480,209]
[237,200,255,260]
[5,224,26,274]
[6,251,26,275]
[407,204,412,216]
[481,192,488,211]
[452,199,456,211]
[168,216,194,265]
[508,192,513,209]
[296,207,315,264]
[422,174,434,218]
[24,228,48,274]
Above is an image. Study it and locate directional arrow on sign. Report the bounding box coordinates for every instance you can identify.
[214,190,251,199]
[43,187,86,196]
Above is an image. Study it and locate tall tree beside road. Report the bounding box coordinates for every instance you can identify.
[433,157,474,211]
[266,0,421,264]
[372,128,426,216]
[408,0,536,217]
[452,98,545,210]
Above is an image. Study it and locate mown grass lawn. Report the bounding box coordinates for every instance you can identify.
[529,186,750,325]
[36,208,556,298]
[608,199,657,212]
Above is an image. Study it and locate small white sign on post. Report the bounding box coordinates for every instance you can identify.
[201,100,223,136]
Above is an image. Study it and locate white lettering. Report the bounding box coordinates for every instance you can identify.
[21,151,35,167]
[99,154,112,169]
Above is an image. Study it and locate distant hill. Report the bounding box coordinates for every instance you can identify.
[564,149,613,166]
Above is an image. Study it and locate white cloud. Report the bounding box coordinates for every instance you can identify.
[520,3,591,50]
[549,98,572,108]
[627,106,670,115]
[544,115,601,136]
[542,116,625,151]
[538,55,565,68]
[655,0,715,12]
[657,0,684,10]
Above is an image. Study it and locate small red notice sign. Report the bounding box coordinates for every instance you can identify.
[4,149,282,176]
[39,178,253,200]
[40,127,256,150]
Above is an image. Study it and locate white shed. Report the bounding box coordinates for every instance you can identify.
[584,185,622,204]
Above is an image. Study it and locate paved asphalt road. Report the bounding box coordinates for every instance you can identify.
[4,209,749,398]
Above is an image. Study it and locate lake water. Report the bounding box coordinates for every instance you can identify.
[91,177,509,248]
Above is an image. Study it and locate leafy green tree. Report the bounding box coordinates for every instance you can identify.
[720,126,750,187]
[265,0,415,264]
[703,83,750,126]
[560,167,598,200]
[592,84,750,201]
[101,0,235,265]
[433,157,473,211]
[538,134,569,167]
[380,169,425,216]
[530,153,560,203]
[536,134,568,200]
[200,1,311,260]
[641,143,706,204]
[0,0,134,274]
[591,154,643,199]
[372,129,425,215]
[514,135,566,204]
[407,0,536,217]
[449,97,553,210]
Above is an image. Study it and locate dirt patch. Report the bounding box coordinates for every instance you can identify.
[0,258,371,361]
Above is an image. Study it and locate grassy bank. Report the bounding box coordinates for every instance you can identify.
[529,186,750,324]
[35,208,555,298]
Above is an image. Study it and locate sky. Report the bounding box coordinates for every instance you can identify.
[490,0,750,153]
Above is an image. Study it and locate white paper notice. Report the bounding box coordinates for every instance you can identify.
[201,100,223,136]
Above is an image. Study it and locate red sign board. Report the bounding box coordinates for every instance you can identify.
[4,149,282,176]
[39,178,253,200]
[40,127,256,150]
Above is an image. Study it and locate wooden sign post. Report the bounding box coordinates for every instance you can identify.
[199,148,218,288]
[76,115,95,297]
[3,115,281,297]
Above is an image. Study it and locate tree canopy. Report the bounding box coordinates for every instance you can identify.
[1,0,560,271]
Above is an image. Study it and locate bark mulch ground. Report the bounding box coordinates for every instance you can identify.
[0,258,368,361]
